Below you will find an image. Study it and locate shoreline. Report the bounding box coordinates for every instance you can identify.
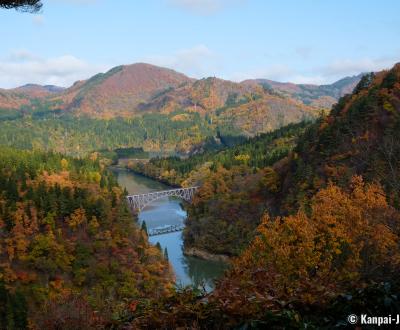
[114,163,182,189]
[111,165,229,263]
[184,247,230,263]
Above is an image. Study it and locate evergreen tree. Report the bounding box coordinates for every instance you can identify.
[141,220,148,234]
[11,291,28,330]
[164,247,169,261]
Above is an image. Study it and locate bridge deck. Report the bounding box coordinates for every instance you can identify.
[147,224,185,237]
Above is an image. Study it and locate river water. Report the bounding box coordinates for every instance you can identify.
[111,168,227,291]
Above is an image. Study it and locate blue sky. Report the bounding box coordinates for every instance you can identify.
[0,0,399,88]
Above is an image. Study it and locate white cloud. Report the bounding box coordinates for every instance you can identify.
[285,75,327,85]
[32,15,44,26]
[230,56,400,85]
[168,0,245,15]
[321,57,397,77]
[141,45,220,78]
[0,51,110,88]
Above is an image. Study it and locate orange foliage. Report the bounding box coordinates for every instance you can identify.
[37,171,73,188]
[67,208,87,231]
[220,177,400,311]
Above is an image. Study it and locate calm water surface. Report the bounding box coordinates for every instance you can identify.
[112,168,227,291]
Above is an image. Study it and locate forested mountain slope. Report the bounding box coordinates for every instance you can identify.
[130,122,309,186]
[131,64,400,260]
[0,148,172,328]
[0,63,359,119]
[123,63,400,330]
[278,63,400,212]
[130,122,310,256]
[0,64,361,156]
[52,63,193,118]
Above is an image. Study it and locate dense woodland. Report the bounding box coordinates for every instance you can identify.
[120,64,400,329]
[130,121,309,187]
[279,68,400,212]
[0,57,399,329]
[0,110,218,156]
[129,178,400,329]
[0,65,320,159]
[0,147,172,328]
[1,1,398,328]
[129,122,310,256]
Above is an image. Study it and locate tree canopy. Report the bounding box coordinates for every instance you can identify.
[0,0,42,12]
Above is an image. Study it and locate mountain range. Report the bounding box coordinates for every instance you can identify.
[0,63,363,156]
[0,63,361,119]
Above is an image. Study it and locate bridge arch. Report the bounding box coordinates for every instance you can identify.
[127,187,198,212]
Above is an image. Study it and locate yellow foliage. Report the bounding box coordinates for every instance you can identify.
[67,208,87,230]
[234,154,250,164]
[171,113,190,121]
[233,176,400,305]
[60,158,69,170]
[88,216,100,234]
[90,152,98,161]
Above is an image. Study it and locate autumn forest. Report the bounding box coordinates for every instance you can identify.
[1,1,400,329]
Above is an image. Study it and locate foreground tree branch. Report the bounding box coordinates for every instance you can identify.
[0,0,42,12]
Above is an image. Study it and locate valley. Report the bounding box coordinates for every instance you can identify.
[1,1,399,328]
[1,59,399,329]
[113,168,227,291]
[0,63,361,157]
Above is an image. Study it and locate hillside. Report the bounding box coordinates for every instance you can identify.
[123,63,400,330]
[0,63,363,156]
[138,76,316,137]
[129,122,310,256]
[13,84,65,97]
[0,64,361,119]
[244,73,362,109]
[278,63,400,211]
[130,63,400,259]
[0,147,172,328]
[52,63,193,118]
[196,63,400,254]
[0,84,63,112]
[48,66,319,129]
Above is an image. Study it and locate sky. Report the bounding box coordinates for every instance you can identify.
[0,0,399,88]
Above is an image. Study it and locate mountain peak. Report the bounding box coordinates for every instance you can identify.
[57,62,192,117]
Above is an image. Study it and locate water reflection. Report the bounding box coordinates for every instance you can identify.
[111,167,228,291]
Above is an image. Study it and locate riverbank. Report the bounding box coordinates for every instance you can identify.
[113,165,230,265]
[117,162,182,188]
[184,247,231,263]
[111,167,228,290]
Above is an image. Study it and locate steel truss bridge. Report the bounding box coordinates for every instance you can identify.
[147,224,185,237]
[127,187,199,212]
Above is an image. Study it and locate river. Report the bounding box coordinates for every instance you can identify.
[111,167,227,291]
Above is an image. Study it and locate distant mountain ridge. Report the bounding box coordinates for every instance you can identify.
[243,73,363,109]
[0,63,362,116]
[0,63,364,142]
[14,84,65,94]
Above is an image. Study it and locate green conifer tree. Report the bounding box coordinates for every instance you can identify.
[141,220,148,234]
